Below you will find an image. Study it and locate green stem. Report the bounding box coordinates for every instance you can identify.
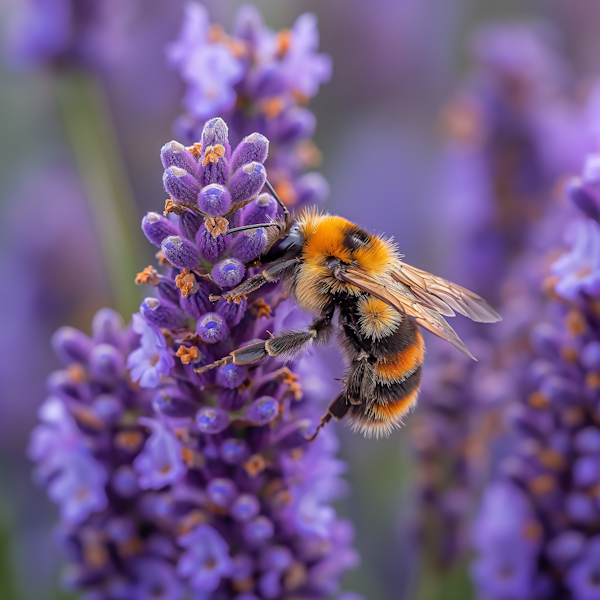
[55,70,143,318]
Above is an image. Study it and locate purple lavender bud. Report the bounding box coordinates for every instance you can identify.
[230,494,260,522]
[569,155,600,222]
[179,210,204,241]
[163,167,201,205]
[207,478,237,507]
[574,428,600,454]
[181,285,212,320]
[547,531,586,568]
[160,140,198,175]
[91,308,124,349]
[251,64,287,98]
[279,108,316,144]
[216,364,248,389]
[582,342,600,371]
[566,493,598,525]
[47,370,80,399]
[196,313,228,343]
[242,193,277,226]
[245,396,279,425]
[111,466,139,498]
[93,394,122,425]
[142,212,179,247]
[573,457,600,487]
[243,516,274,546]
[198,184,232,216]
[140,297,185,329]
[296,172,329,205]
[231,228,268,262]
[218,389,249,411]
[259,546,293,571]
[231,133,269,173]
[52,327,93,365]
[201,117,229,148]
[195,223,231,263]
[212,258,246,288]
[530,323,563,361]
[89,344,124,384]
[161,235,200,270]
[540,375,580,404]
[157,277,181,306]
[216,297,248,326]
[258,570,281,599]
[196,407,230,434]
[220,438,250,464]
[229,162,267,205]
[154,387,197,418]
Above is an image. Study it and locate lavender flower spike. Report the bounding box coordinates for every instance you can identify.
[31,115,358,599]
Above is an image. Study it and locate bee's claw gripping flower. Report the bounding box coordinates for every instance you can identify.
[32,111,358,598]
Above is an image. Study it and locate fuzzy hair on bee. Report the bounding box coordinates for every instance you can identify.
[202,200,501,439]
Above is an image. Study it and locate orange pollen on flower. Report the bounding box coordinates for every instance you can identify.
[291,90,309,105]
[561,346,579,364]
[439,97,482,143]
[251,298,273,319]
[529,475,555,495]
[562,407,585,427]
[566,310,586,336]
[208,23,226,43]
[289,448,304,461]
[84,543,109,567]
[176,345,201,365]
[274,180,297,206]
[159,463,172,474]
[205,216,229,238]
[175,269,199,297]
[176,510,207,536]
[538,450,565,470]
[276,29,292,58]
[149,354,160,367]
[577,266,592,279]
[202,144,226,166]
[243,454,266,477]
[135,265,160,286]
[164,199,186,217]
[204,558,217,570]
[117,538,143,557]
[262,97,284,119]
[284,563,307,591]
[232,579,254,593]
[67,364,87,383]
[296,139,322,167]
[527,391,549,409]
[188,142,202,157]
[76,487,90,499]
[542,275,560,299]
[115,430,144,452]
[587,373,600,389]
[70,405,104,430]
[522,521,543,541]
[155,250,170,266]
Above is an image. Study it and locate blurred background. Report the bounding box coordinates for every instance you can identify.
[1,0,600,599]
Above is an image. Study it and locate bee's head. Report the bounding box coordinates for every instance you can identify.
[263,220,304,262]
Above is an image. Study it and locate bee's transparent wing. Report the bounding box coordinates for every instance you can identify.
[336,262,500,360]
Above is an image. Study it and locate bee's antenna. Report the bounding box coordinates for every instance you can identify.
[265,180,290,220]
[226,222,279,235]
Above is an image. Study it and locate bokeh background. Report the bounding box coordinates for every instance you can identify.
[1,1,600,599]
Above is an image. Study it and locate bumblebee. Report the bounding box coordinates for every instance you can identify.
[198,186,501,438]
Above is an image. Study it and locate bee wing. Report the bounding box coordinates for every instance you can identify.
[391,261,502,323]
[336,263,498,360]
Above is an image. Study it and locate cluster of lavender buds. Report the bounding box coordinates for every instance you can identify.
[6,0,131,69]
[168,2,331,210]
[470,153,600,599]
[30,118,359,600]
[410,23,584,570]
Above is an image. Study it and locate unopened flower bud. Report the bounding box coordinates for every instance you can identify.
[140,298,185,329]
[196,313,228,343]
[163,167,201,204]
[216,364,248,389]
[196,406,229,434]
[231,132,269,172]
[245,396,279,425]
[212,258,246,288]
[161,235,200,269]
[198,184,232,216]
[242,193,277,226]
[229,162,266,205]
[89,344,124,384]
[207,478,237,507]
[232,227,268,262]
[230,494,260,522]
[160,140,199,175]
[52,327,93,365]
[142,212,179,247]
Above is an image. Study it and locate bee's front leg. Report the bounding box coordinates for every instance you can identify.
[195,310,334,376]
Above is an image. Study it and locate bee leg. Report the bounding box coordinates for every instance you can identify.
[195,311,334,376]
[210,257,300,303]
[306,393,350,441]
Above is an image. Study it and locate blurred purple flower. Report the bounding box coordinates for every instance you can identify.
[127,312,175,388]
[552,218,600,300]
[6,0,133,69]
